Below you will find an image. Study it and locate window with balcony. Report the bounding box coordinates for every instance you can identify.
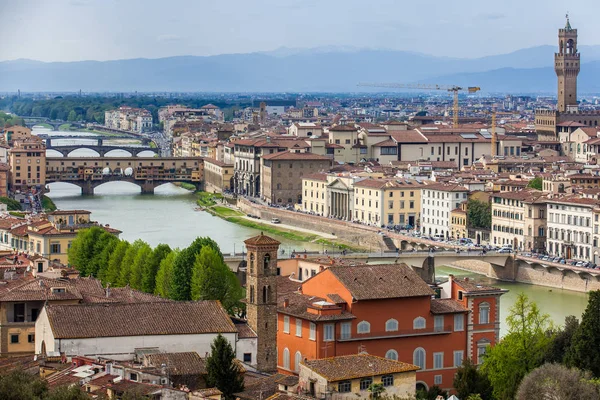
[434,315,444,332]
[340,322,351,339]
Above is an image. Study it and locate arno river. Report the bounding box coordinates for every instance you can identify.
[39,128,589,335]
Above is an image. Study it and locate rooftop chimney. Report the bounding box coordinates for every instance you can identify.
[105,283,111,298]
[283,298,289,308]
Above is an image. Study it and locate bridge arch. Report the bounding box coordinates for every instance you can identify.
[104,148,135,157]
[66,148,101,157]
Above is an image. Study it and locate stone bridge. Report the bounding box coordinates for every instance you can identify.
[23,118,65,131]
[224,250,515,283]
[45,156,204,195]
[46,144,157,157]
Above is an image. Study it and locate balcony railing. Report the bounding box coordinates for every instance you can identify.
[337,325,453,341]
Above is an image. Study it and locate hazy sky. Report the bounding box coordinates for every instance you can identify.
[1,0,598,62]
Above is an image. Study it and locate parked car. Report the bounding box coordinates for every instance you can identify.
[271,218,281,224]
[498,248,513,254]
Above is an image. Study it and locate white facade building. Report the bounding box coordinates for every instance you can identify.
[420,183,469,239]
[546,197,597,261]
[35,301,243,362]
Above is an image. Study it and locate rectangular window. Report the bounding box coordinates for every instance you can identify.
[454,314,464,331]
[477,345,488,364]
[324,324,334,342]
[50,243,61,254]
[454,351,464,367]
[434,315,444,332]
[10,334,19,344]
[28,334,35,343]
[243,353,252,363]
[360,377,373,390]
[340,322,351,339]
[283,316,290,333]
[434,352,444,369]
[296,318,302,337]
[129,372,138,382]
[382,375,394,387]
[13,303,25,323]
[434,375,442,385]
[309,322,316,340]
[338,381,351,393]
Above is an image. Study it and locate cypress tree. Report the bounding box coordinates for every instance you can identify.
[205,334,244,399]
[566,290,600,376]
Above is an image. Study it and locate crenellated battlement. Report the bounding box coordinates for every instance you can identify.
[535,109,558,116]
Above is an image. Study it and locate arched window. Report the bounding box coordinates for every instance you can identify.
[357,321,371,334]
[413,347,426,369]
[283,348,290,370]
[479,302,490,324]
[250,285,255,303]
[385,319,398,332]
[249,254,255,274]
[264,254,271,272]
[413,317,426,330]
[294,351,302,372]
[385,349,398,361]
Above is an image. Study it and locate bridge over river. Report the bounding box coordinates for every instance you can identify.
[45,156,204,194]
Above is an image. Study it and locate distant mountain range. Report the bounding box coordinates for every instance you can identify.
[1,45,600,93]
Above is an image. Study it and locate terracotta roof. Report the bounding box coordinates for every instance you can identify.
[244,233,281,246]
[236,374,289,400]
[144,352,206,375]
[430,298,468,314]
[108,380,161,395]
[45,301,237,339]
[303,172,328,182]
[204,158,232,167]
[453,277,506,295]
[373,139,396,147]
[48,210,91,216]
[233,318,257,339]
[0,278,83,302]
[423,183,468,192]
[326,264,433,300]
[261,150,331,161]
[301,354,419,381]
[192,388,223,397]
[328,125,357,132]
[389,130,427,143]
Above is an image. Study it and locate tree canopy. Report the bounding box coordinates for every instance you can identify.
[67,231,241,314]
[527,176,543,190]
[516,363,599,400]
[481,293,553,400]
[467,199,491,230]
[566,290,600,376]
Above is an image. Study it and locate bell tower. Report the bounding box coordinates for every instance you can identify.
[244,233,280,373]
[555,14,580,113]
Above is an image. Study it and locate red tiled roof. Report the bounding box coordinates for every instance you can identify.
[261,151,331,161]
[301,354,419,381]
[244,233,281,246]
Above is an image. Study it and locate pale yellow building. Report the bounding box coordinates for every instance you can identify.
[299,354,418,399]
[353,178,424,227]
[326,125,363,164]
[450,204,468,239]
[204,159,234,193]
[302,173,328,215]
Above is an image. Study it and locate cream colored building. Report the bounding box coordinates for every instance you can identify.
[299,354,418,399]
[204,159,233,193]
[326,125,363,164]
[288,122,323,138]
[491,190,548,251]
[302,173,328,216]
[353,178,424,227]
[9,135,46,191]
[547,196,597,260]
[450,205,468,239]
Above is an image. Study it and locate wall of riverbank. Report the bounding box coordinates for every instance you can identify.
[237,199,386,250]
[450,259,600,293]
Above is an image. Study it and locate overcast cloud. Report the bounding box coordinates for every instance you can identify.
[0,0,597,62]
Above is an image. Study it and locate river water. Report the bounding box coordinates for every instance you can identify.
[37,127,590,335]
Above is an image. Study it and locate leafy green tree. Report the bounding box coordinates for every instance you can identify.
[453,358,493,400]
[0,196,22,211]
[566,290,600,376]
[190,246,244,315]
[545,315,579,364]
[467,199,492,230]
[467,395,483,400]
[205,334,244,400]
[128,241,152,290]
[481,293,553,400]
[527,177,543,190]
[68,226,105,275]
[171,237,223,300]
[368,383,385,399]
[89,231,119,278]
[142,244,171,294]
[516,363,599,400]
[416,385,447,400]
[155,249,178,298]
[0,370,47,400]
[67,110,78,121]
[118,240,145,287]
[104,240,130,284]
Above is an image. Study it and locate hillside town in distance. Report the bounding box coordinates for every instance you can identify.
[3,13,600,400]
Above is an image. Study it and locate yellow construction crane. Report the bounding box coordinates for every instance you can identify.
[357,83,481,127]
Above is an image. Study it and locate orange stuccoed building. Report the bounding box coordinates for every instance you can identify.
[275,261,506,393]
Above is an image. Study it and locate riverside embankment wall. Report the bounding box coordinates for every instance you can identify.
[237,199,386,250]
[451,259,600,293]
